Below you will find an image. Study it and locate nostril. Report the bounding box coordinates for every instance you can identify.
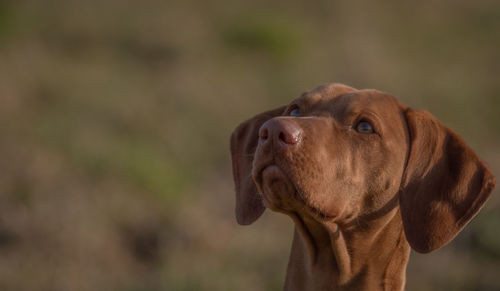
[279,130,298,145]
[279,132,287,143]
[259,127,269,140]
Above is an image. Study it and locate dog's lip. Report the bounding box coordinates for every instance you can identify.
[253,161,276,184]
[255,161,291,184]
[261,164,283,176]
[257,164,290,188]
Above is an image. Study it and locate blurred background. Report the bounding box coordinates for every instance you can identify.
[0,0,499,290]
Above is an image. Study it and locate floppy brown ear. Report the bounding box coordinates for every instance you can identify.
[230,106,286,225]
[399,109,495,253]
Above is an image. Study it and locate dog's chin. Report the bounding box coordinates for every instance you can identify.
[256,164,340,221]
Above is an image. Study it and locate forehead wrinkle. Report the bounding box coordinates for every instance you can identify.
[331,92,403,125]
[327,93,364,120]
[297,91,358,118]
[345,92,399,113]
[298,92,322,104]
[293,92,327,115]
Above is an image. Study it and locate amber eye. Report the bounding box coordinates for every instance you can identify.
[289,108,301,117]
[356,121,374,134]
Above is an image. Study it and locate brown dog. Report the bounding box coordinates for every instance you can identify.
[230,83,495,291]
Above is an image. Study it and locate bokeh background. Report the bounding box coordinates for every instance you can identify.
[0,0,499,290]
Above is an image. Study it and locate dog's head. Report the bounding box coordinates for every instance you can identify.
[230,83,495,253]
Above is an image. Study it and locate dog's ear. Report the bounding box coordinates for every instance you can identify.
[230,106,287,225]
[399,109,495,253]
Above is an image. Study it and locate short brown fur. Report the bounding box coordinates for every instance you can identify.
[230,83,495,291]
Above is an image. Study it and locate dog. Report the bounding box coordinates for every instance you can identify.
[230,83,495,290]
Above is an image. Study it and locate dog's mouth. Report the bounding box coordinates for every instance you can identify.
[255,164,296,212]
[254,163,336,221]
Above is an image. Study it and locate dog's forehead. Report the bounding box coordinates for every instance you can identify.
[298,84,403,116]
[299,83,357,103]
[333,91,401,114]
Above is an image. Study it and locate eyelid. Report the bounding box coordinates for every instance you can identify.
[285,104,300,115]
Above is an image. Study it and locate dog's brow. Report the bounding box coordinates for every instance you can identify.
[336,92,358,99]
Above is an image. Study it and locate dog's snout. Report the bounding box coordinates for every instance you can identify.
[259,119,302,147]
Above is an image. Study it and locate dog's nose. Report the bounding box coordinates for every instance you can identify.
[259,118,302,147]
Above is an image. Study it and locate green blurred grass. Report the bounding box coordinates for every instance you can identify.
[221,16,300,60]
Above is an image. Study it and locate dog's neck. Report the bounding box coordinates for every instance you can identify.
[284,207,410,291]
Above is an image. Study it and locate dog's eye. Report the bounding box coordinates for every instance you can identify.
[356,121,374,134]
[289,108,301,117]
